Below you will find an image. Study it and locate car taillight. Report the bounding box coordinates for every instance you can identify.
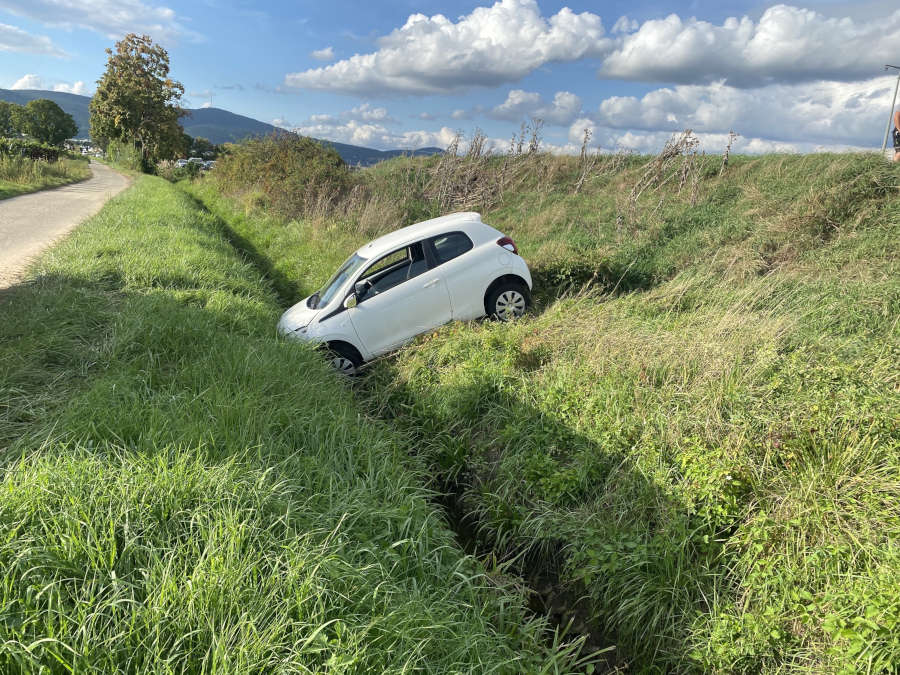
[497,236,518,254]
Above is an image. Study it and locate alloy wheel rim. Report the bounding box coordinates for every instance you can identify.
[495,290,526,320]
[331,356,357,375]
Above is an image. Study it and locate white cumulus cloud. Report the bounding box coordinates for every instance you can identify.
[310,46,334,61]
[491,89,582,125]
[563,124,869,156]
[599,4,900,86]
[295,119,460,151]
[52,80,88,95]
[10,74,91,95]
[299,104,396,129]
[348,103,393,123]
[583,76,895,148]
[10,73,43,89]
[0,0,197,41]
[284,0,612,95]
[0,22,66,56]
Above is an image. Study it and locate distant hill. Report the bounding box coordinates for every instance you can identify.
[180,106,280,144]
[0,89,442,166]
[0,89,92,135]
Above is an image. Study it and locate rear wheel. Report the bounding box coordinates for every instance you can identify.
[487,282,529,321]
[327,343,362,376]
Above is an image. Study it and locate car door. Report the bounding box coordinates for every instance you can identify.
[425,231,482,319]
[347,242,452,356]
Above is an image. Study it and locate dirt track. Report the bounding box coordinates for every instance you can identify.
[0,161,130,288]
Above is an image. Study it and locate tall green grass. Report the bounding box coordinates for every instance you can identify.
[0,154,90,199]
[363,154,900,672]
[190,150,900,672]
[0,176,586,672]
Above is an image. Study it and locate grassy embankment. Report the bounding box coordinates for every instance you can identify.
[0,176,588,672]
[0,154,91,199]
[191,145,900,673]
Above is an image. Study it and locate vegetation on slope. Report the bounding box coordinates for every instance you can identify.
[0,153,90,199]
[0,176,585,672]
[191,140,900,672]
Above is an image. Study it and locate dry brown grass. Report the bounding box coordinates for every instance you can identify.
[619,130,707,235]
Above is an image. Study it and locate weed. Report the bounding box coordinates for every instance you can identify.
[0,154,90,199]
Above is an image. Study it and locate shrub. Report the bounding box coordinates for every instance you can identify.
[0,138,61,162]
[156,159,200,182]
[106,139,151,172]
[215,134,352,218]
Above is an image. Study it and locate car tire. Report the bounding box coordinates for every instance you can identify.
[487,282,530,321]
[327,343,363,376]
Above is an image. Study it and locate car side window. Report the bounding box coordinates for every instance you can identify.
[430,232,473,266]
[361,248,408,281]
[358,243,427,299]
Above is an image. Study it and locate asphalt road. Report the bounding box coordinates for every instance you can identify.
[0,161,130,288]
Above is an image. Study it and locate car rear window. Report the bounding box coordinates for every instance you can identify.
[431,232,473,265]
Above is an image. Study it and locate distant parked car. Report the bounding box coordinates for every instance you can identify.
[187,157,204,165]
[203,160,216,170]
[175,159,189,168]
[277,212,532,374]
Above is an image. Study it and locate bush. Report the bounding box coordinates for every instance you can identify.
[214,133,352,218]
[106,139,152,172]
[156,159,200,182]
[0,138,61,161]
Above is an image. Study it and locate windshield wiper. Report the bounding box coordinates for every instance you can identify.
[307,292,320,309]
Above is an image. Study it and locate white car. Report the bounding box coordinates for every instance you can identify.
[277,212,532,374]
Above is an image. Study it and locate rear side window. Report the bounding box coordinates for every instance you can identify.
[430,231,473,265]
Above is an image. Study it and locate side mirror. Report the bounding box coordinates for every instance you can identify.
[343,293,357,309]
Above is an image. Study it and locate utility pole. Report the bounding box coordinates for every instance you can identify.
[881,65,900,155]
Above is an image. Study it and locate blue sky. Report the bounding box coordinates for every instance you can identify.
[2,0,899,153]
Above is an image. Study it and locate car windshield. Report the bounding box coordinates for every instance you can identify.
[313,253,367,308]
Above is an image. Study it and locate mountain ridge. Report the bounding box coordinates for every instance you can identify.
[0,89,442,166]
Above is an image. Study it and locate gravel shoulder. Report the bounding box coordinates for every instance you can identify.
[0,161,130,289]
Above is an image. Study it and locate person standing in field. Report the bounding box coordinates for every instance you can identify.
[894,109,900,162]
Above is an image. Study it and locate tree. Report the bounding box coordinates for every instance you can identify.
[90,33,185,162]
[0,101,25,137]
[190,136,218,158]
[17,99,78,145]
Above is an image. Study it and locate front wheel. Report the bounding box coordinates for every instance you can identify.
[487,283,529,321]
[327,343,362,376]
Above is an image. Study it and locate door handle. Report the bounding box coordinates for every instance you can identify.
[423,278,440,288]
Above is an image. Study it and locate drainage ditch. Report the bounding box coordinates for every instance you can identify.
[435,480,620,673]
[191,188,623,672]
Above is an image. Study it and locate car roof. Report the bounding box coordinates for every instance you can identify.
[358,212,488,258]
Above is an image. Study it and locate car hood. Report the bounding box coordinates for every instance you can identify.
[277,298,321,335]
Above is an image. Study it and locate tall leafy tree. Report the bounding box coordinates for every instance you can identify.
[17,99,78,145]
[0,101,25,137]
[190,136,218,158]
[90,33,185,161]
